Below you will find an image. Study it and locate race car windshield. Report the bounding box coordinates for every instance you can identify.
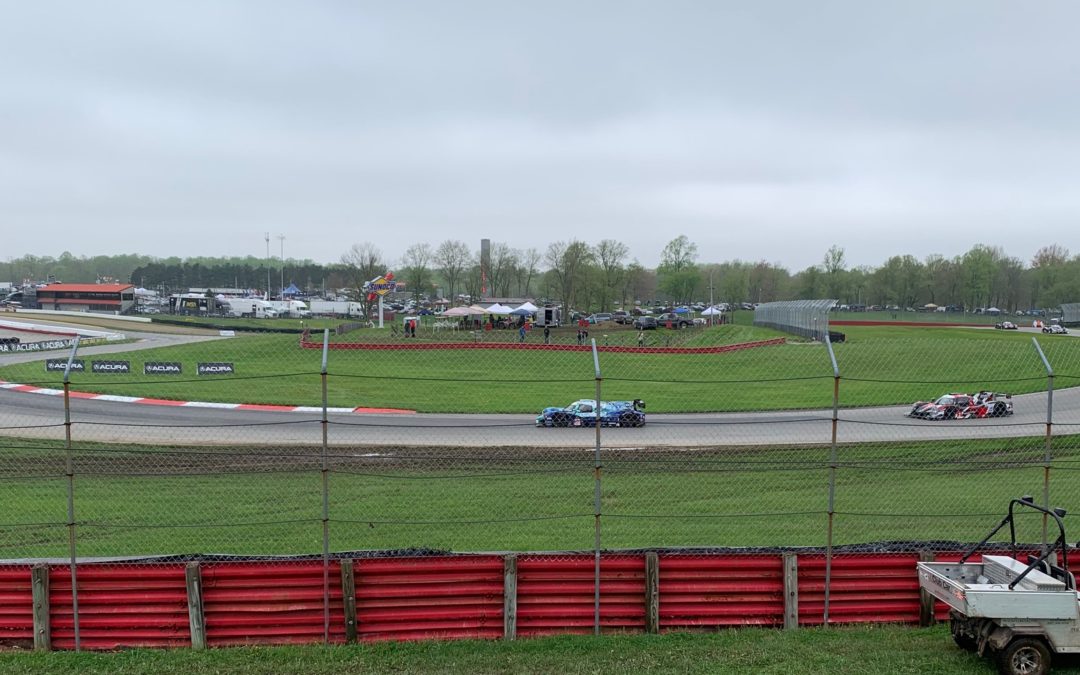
[935,396,956,405]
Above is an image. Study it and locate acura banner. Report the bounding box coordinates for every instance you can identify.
[197,362,235,375]
[45,359,86,372]
[144,362,182,375]
[92,360,131,374]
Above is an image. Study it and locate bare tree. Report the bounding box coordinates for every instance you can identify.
[434,240,471,303]
[401,243,434,303]
[517,247,541,298]
[340,242,384,318]
[594,239,629,311]
[485,243,519,298]
[545,240,594,311]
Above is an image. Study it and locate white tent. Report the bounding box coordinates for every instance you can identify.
[700,306,724,316]
[514,301,539,313]
[486,303,513,315]
[441,306,481,317]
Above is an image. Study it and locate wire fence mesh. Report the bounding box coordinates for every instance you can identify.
[753,299,836,341]
[1,314,1079,641]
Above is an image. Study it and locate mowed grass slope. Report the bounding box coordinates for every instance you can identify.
[0,626,1019,674]
[0,435,1070,558]
[1,324,1076,413]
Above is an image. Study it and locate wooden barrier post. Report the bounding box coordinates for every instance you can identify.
[783,553,799,630]
[340,560,357,643]
[645,552,659,634]
[31,565,50,651]
[919,551,936,627]
[503,555,518,640]
[185,563,207,649]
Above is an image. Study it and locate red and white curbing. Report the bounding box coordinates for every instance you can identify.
[0,380,414,415]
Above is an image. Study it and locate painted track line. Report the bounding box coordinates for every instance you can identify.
[0,379,415,415]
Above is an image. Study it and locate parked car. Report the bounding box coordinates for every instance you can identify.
[655,312,694,329]
[587,313,613,324]
[612,310,631,324]
[633,316,658,330]
[907,392,1014,420]
[536,399,646,427]
[1043,324,1069,335]
[995,321,1018,330]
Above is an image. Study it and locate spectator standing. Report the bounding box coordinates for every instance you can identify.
[543,326,550,344]
[519,324,526,343]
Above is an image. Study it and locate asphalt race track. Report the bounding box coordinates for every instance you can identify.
[1,385,1075,448]
[2,317,1076,448]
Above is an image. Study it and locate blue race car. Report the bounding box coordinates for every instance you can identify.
[535,399,646,427]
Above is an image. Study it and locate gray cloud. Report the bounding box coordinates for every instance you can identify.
[2,1,1078,270]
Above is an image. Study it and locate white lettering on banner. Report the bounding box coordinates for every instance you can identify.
[197,363,235,375]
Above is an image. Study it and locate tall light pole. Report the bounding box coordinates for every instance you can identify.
[265,233,271,300]
[277,234,286,300]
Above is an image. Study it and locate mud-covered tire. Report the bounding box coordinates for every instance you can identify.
[950,618,977,652]
[996,637,1050,675]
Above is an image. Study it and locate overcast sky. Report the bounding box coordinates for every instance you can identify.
[3,1,1079,270]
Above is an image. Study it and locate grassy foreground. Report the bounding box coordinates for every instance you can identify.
[0,434,1073,558]
[0,626,1041,674]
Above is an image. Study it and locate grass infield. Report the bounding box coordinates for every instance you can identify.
[0,324,1076,413]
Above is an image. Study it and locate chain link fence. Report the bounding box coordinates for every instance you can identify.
[1,314,1079,642]
[753,299,836,341]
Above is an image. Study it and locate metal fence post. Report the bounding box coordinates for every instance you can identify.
[62,337,81,651]
[1032,337,1054,547]
[824,335,840,625]
[320,329,331,644]
[591,338,602,636]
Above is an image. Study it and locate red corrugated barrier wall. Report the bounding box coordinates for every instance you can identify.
[202,561,345,647]
[517,555,645,637]
[798,555,922,625]
[2,550,1050,650]
[50,564,190,650]
[660,554,784,629]
[355,556,504,641]
[0,565,31,647]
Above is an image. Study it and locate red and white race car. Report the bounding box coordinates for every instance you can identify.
[907,391,1014,420]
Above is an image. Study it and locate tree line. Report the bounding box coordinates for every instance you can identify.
[2,240,1078,312]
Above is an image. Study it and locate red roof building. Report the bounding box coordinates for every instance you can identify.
[35,283,136,313]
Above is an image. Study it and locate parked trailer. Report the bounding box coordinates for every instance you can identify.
[534,306,561,327]
[308,300,365,317]
[265,300,311,318]
[221,298,278,318]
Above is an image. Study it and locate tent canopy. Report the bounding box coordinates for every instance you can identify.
[441,306,480,317]
[700,306,723,316]
[515,301,539,312]
[486,303,513,315]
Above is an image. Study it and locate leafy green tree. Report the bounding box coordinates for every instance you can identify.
[657,235,699,303]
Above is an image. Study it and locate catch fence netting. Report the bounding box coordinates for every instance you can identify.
[1,314,1079,639]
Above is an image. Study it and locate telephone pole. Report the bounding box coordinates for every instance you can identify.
[265,233,271,300]
[277,235,286,299]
